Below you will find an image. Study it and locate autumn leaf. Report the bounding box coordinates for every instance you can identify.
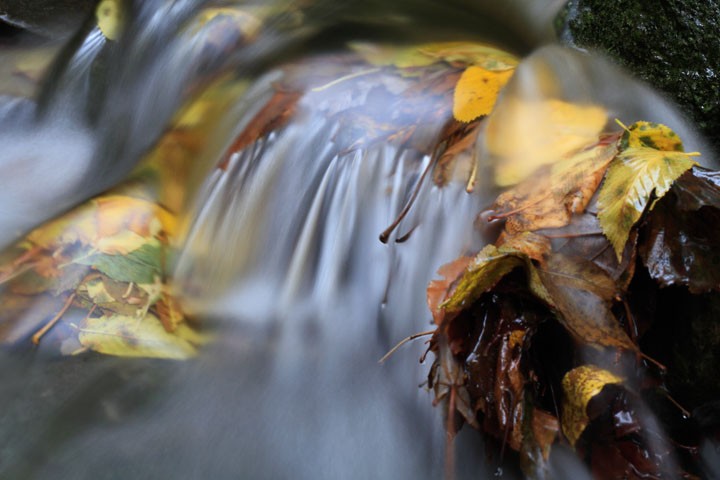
[537,254,633,350]
[73,241,163,284]
[490,141,617,234]
[350,41,518,71]
[75,313,200,359]
[598,121,699,260]
[452,66,514,122]
[640,167,720,293]
[96,0,125,41]
[485,98,608,186]
[561,365,623,445]
[439,245,530,319]
[427,256,473,325]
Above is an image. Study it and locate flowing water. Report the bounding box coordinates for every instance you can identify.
[0,1,717,479]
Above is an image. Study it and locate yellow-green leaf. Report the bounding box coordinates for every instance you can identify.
[350,41,518,71]
[618,120,684,151]
[76,313,199,359]
[452,66,514,122]
[561,365,623,445]
[96,0,125,41]
[598,139,699,260]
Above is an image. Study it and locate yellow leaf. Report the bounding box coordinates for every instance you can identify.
[96,0,125,41]
[350,41,518,71]
[84,278,117,305]
[452,66,514,123]
[76,313,199,359]
[485,98,608,186]
[619,120,684,151]
[96,230,148,255]
[598,126,699,260]
[561,365,623,446]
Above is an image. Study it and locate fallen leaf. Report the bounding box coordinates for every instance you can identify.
[618,120,684,152]
[96,0,125,41]
[490,142,617,234]
[520,407,559,478]
[640,167,720,293]
[350,41,518,71]
[537,254,633,350]
[76,313,198,359]
[485,98,608,186]
[561,365,623,445]
[73,241,163,284]
[452,66,514,122]
[427,256,473,326]
[598,122,699,260]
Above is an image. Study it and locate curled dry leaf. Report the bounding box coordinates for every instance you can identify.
[561,365,623,446]
[597,121,699,260]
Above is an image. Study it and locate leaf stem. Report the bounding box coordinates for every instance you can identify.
[378,330,435,364]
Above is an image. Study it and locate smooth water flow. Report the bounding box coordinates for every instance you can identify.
[0,1,716,479]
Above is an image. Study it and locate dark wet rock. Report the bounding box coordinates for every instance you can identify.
[558,0,720,150]
[0,0,95,39]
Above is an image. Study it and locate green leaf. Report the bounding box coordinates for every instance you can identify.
[74,241,163,284]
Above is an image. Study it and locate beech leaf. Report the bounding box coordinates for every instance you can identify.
[452,66,514,122]
[561,365,623,446]
[598,122,699,260]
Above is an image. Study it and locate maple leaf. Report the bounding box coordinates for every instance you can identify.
[561,365,624,446]
[597,121,699,260]
[490,141,618,235]
[485,98,608,186]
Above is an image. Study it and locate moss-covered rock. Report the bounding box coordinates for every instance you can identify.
[558,0,720,149]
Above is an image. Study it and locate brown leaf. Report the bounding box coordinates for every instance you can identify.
[640,167,720,293]
[537,254,634,350]
[427,256,473,326]
[490,142,617,235]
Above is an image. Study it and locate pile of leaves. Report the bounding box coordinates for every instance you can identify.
[426,118,720,477]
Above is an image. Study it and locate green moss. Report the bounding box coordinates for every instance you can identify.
[559,0,720,149]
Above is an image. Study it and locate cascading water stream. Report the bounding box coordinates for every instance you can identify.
[1,1,718,479]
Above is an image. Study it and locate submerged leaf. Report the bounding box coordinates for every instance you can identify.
[491,142,617,234]
[561,365,623,446]
[350,41,517,71]
[76,314,199,359]
[452,66,514,122]
[598,122,698,260]
[486,99,608,186]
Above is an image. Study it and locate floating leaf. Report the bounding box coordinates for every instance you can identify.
[561,365,623,445]
[598,122,698,260]
[486,99,608,186]
[76,314,198,359]
[350,41,517,71]
[452,66,514,122]
[491,142,617,234]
